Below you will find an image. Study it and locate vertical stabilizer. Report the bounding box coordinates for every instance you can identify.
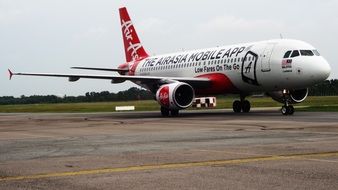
[119,7,149,62]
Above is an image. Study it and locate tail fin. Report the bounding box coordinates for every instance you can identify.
[119,7,149,62]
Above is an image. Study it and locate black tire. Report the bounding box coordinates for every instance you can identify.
[242,100,251,113]
[233,100,242,113]
[281,106,288,115]
[287,105,294,115]
[171,110,179,117]
[161,107,170,117]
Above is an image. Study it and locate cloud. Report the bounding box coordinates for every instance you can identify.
[73,27,108,41]
[197,15,284,35]
[0,8,25,23]
[138,17,164,31]
[138,17,174,36]
[0,0,32,24]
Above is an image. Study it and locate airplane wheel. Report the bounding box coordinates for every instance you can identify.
[281,105,294,115]
[281,106,288,115]
[161,107,170,117]
[233,100,242,113]
[242,100,251,113]
[287,105,294,115]
[171,110,179,117]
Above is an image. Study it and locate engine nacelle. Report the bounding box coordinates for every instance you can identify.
[268,89,308,104]
[156,82,195,110]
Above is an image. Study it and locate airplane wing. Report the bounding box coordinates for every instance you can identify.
[8,70,211,88]
[71,67,129,72]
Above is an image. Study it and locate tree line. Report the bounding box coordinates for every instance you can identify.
[1,79,337,105]
[308,79,338,96]
[0,87,153,105]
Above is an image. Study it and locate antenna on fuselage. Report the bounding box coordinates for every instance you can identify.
[280,33,284,39]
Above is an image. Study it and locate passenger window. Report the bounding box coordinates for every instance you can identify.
[313,50,320,56]
[300,50,314,56]
[283,51,292,58]
[290,50,300,58]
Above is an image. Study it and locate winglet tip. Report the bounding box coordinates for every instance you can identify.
[8,69,13,80]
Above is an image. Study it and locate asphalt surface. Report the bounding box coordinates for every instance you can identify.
[0,109,338,189]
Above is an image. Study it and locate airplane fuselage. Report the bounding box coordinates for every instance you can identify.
[127,39,330,96]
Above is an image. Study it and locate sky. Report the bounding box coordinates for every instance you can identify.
[1,0,337,97]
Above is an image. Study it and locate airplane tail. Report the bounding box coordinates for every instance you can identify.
[119,7,149,62]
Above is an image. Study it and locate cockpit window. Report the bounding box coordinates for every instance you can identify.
[313,50,320,56]
[283,51,292,58]
[300,50,314,56]
[290,50,300,58]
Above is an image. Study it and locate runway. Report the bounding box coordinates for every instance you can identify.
[1,109,338,189]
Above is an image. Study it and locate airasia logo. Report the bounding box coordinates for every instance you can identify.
[159,86,169,107]
[121,19,142,61]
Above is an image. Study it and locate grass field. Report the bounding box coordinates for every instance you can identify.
[0,96,337,113]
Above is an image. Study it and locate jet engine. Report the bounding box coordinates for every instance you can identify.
[268,89,309,104]
[156,82,195,110]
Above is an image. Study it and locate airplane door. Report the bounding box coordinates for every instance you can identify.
[261,43,276,72]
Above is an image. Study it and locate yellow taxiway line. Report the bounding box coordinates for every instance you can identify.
[1,151,338,182]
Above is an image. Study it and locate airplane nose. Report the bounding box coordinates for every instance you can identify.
[319,58,331,80]
[305,57,331,86]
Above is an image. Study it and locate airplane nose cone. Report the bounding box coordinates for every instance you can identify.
[319,58,331,80]
[308,57,331,84]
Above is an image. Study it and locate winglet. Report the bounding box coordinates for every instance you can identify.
[8,69,13,80]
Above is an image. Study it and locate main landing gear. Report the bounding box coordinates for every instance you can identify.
[232,95,251,113]
[161,107,179,117]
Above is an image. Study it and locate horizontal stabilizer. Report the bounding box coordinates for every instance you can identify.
[8,69,13,80]
[71,67,129,72]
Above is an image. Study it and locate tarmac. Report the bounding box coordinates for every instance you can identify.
[0,109,338,189]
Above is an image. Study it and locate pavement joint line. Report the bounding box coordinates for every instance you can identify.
[1,151,338,182]
[303,158,338,163]
[192,149,268,156]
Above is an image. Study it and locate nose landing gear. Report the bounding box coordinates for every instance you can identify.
[281,105,294,115]
[281,90,295,115]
